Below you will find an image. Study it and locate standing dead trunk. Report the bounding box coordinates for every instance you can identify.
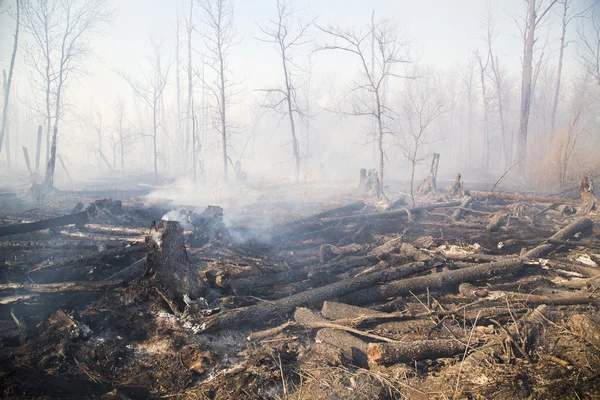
[44,126,58,188]
[186,0,193,171]
[551,0,568,132]
[517,0,557,171]
[146,220,208,298]
[0,0,20,157]
[35,125,42,172]
[517,0,536,171]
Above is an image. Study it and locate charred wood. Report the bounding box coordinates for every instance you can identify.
[340,258,523,305]
[522,217,593,259]
[367,339,467,366]
[195,262,429,332]
[466,190,580,206]
[0,212,88,237]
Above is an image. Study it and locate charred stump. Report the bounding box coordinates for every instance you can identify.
[448,173,464,197]
[146,220,207,298]
[417,153,440,195]
[579,176,598,214]
[188,205,230,247]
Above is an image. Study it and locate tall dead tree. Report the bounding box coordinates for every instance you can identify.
[21,0,112,188]
[0,0,20,158]
[120,39,171,183]
[516,0,558,172]
[256,0,317,183]
[459,56,477,167]
[551,0,590,132]
[199,0,237,182]
[185,0,194,173]
[483,7,510,168]
[318,19,410,187]
[400,67,445,207]
[175,10,183,170]
[556,76,589,183]
[474,49,490,171]
[576,8,600,91]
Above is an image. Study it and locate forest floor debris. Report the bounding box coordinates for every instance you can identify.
[1,179,600,399]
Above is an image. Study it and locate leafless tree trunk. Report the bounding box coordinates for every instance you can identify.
[516,0,558,172]
[22,0,112,188]
[318,18,410,188]
[0,0,20,157]
[175,11,183,170]
[120,39,171,183]
[551,0,590,132]
[474,49,490,171]
[557,77,589,183]
[577,8,600,90]
[400,67,444,207]
[199,0,237,182]
[459,56,476,168]
[256,0,316,183]
[185,0,193,172]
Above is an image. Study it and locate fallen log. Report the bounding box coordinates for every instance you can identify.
[321,301,384,320]
[104,259,146,283]
[321,201,462,224]
[522,217,593,259]
[340,258,524,305]
[232,253,388,293]
[487,211,508,232]
[367,339,467,366]
[0,280,122,293]
[195,261,430,332]
[466,190,580,206]
[30,244,145,275]
[452,196,472,220]
[0,211,88,237]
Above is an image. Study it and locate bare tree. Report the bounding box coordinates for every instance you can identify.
[120,39,171,182]
[21,0,112,188]
[0,0,20,157]
[555,75,589,183]
[185,0,194,172]
[108,96,130,175]
[318,18,410,187]
[198,0,237,182]
[576,8,600,91]
[256,0,317,183]
[174,9,183,169]
[458,55,477,167]
[550,0,590,132]
[515,0,558,171]
[400,68,444,207]
[482,7,510,168]
[474,48,490,171]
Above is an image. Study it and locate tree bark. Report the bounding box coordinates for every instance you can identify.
[0,211,88,237]
[340,258,523,305]
[517,0,536,170]
[195,261,429,332]
[0,0,20,156]
[522,217,593,259]
[466,190,580,205]
[551,0,568,133]
[368,339,466,365]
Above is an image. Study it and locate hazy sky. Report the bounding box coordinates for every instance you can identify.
[2,0,591,106]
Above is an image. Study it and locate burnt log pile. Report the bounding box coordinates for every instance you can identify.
[0,181,600,399]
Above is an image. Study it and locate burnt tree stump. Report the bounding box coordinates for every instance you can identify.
[146,220,207,298]
[417,153,440,195]
[579,176,598,214]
